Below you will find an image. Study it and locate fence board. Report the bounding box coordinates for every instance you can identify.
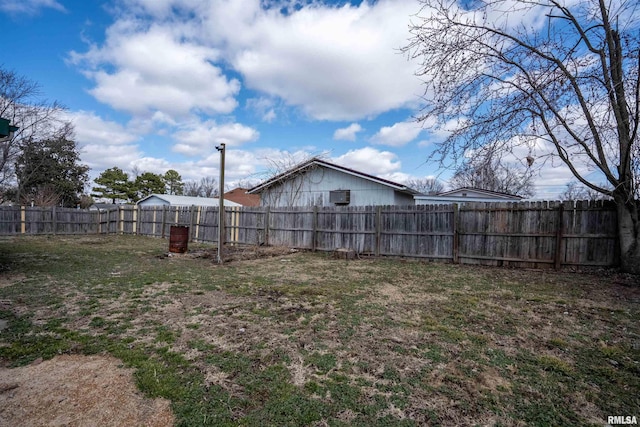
[0,201,620,269]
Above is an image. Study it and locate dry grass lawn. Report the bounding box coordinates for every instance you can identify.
[0,235,638,426]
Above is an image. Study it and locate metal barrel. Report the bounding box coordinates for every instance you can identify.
[169,225,189,253]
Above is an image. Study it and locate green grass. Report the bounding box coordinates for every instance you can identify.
[0,235,638,426]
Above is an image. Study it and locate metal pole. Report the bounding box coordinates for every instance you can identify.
[216,143,226,263]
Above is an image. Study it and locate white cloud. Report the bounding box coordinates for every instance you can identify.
[64,111,143,177]
[380,171,413,183]
[0,0,65,14]
[81,144,143,175]
[246,97,278,123]
[122,0,207,18]
[130,157,174,175]
[206,0,422,120]
[370,121,423,147]
[262,109,276,123]
[63,111,139,146]
[71,0,424,121]
[100,0,422,120]
[64,0,441,190]
[70,21,240,118]
[332,147,401,175]
[181,147,316,183]
[172,120,259,156]
[333,123,362,141]
[216,149,263,178]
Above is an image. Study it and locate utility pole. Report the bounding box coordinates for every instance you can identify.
[216,143,225,264]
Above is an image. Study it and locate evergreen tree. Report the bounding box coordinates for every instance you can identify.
[134,172,165,200]
[92,167,131,204]
[163,169,184,195]
[15,137,89,207]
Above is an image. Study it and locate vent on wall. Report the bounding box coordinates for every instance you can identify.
[329,190,350,205]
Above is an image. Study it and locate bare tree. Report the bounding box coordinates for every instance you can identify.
[560,181,612,201]
[404,0,640,273]
[22,185,60,207]
[235,178,261,189]
[199,176,218,198]
[633,138,640,199]
[450,149,535,197]
[404,177,445,195]
[183,177,218,197]
[0,67,70,189]
[183,180,202,197]
[130,165,142,178]
[560,181,589,201]
[78,194,94,209]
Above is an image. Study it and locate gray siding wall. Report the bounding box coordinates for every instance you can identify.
[394,191,415,205]
[137,196,170,207]
[260,167,413,207]
[415,196,522,205]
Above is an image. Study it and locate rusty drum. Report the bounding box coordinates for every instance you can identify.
[169,226,189,253]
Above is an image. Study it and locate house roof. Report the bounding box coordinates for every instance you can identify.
[136,194,242,207]
[89,203,121,210]
[435,187,523,199]
[414,187,523,204]
[248,158,419,195]
[223,187,260,207]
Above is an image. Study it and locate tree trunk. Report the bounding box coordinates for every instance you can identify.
[615,195,640,275]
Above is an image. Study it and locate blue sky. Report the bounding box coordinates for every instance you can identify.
[2,0,582,197]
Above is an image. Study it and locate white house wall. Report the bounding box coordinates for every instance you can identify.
[260,167,413,207]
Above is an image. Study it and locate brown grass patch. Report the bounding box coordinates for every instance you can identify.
[0,355,174,427]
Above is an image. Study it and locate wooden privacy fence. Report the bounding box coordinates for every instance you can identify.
[0,200,619,269]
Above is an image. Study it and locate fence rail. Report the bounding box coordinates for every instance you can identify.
[0,200,619,269]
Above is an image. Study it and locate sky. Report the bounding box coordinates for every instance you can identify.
[2,0,591,198]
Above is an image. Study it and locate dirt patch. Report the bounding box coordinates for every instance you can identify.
[377,283,406,303]
[0,274,25,289]
[0,355,174,427]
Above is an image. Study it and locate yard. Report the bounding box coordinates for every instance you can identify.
[0,235,638,426]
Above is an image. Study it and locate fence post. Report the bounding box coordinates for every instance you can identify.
[52,206,57,235]
[189,205,196,242]
[151,208,157,236]
[231,207,240,245]
[265,206,270,246]
[161,206,167,239]
[312,205,318,252]
[554,202,565,270]
[194,206,201,242]
[137,206,143,235]
[132,206,138,235]
[375,205,381,257]
[117,206,123,234]
[452,203,459,264]
[21,206,26,234]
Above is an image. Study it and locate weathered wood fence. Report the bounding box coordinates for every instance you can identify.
[0,200,619,269]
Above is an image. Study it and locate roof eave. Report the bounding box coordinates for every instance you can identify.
[436,187,522,199]
[248,158,419,194]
